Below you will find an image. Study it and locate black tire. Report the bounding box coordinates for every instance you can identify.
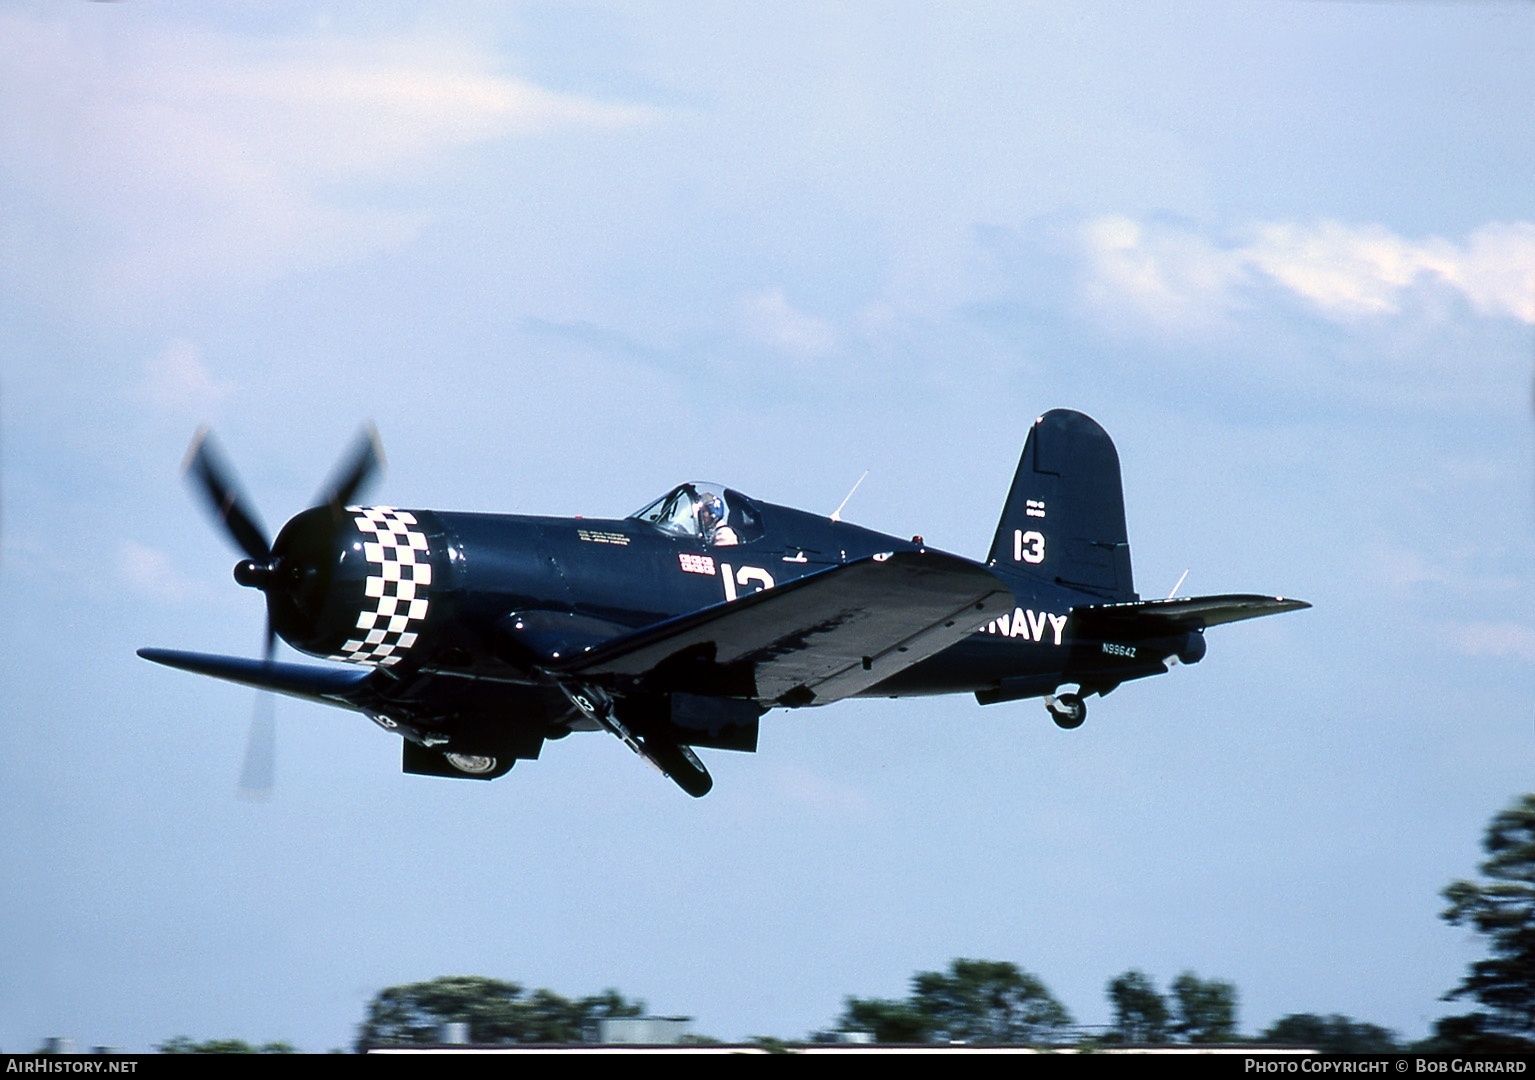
[642,738,714,798]
[402,740,517,780]
[1050,693,1086,730]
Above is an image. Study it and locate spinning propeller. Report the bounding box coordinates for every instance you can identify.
[182,424,385,795]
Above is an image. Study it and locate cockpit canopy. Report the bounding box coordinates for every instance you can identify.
[629,482,764,546]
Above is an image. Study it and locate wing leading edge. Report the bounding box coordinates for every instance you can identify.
[137,648,374,705]
[556,550,1011,707]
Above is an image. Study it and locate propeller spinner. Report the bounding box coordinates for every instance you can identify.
[181,424,385,792]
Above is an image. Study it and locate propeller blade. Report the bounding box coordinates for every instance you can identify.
[237,691,276,799]
[176,421,387,796]
[183,427,271,563]
[315,422,386,513]
[238,615,278,799]
[262,610,277,665]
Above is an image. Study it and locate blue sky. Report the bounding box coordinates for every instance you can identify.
[1,0,1532,1051]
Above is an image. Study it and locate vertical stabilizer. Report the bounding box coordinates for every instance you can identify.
[986,410,1136,601]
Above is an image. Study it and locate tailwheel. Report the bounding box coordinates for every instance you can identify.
[1045,692,1086,730]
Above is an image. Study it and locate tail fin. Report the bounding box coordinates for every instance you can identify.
[986,409,1136,601]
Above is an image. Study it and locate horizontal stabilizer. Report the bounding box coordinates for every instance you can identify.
[137,648,373,704]
[1072,594,1310,635]
[557,551,1010,707]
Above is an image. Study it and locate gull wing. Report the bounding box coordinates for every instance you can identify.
[556,551,1010,707]
[137,648,373,706]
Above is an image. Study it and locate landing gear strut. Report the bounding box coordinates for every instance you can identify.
[558,682,714,797]
[1045,692,1086,730]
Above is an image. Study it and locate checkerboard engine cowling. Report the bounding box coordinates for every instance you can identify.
[327,507,432,666]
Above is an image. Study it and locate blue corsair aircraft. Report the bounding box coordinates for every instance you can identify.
[140,410,1308,797]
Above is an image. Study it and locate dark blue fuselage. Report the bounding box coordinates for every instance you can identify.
[143,410,1291,795]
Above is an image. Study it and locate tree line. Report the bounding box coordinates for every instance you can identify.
[334,963,1398,1050]
[141,792,1535,1052]
[820,960,1395,1049]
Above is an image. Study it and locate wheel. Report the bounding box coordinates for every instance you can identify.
[445,752,503,775]
[1048,692,1086,730]
[402,740,517,780]
[641,737,714,798]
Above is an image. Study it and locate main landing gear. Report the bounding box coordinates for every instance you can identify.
[559,682,714,798]
[1044,692,1086,730]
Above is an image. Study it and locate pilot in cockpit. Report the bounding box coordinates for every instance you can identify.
[698,492,738,547]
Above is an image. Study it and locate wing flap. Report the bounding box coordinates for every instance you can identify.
[557,551,1009,706]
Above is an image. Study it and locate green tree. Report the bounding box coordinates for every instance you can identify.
[1106,969,1170,1043]
[910,959,1073,1044]
[1439,793,1535,1049]
[1169,971,1239,1043]
[834,959,1071,1045]
[356,975,644,1049]
[1257,1014,1400,1053]
[834,997,935,1043]
[157,1037,297,1053]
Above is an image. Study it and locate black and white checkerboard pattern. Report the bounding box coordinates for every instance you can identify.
[327,507,432,667]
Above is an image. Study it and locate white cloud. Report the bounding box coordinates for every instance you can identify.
[1448,224,1535,323]
[1446,621,1535,663]
[119,540,205,604]
[134,340,234,417]
[0,12,661,309]
[739,288,839,357]
[1081,216,1535,330]
[1080,216,1246,331]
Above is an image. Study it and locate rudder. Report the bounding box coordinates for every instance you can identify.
[986,409,1136,601]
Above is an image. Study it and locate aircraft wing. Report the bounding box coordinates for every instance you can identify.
[554,551,1010,707]
[1071,594,1310,634]
[137,648,374,706]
